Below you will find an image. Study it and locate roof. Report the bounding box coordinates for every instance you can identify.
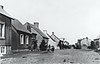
[96,34,100,39]
[24,22,36,34]
[27,22,49,39]
[94,38,100,40]
[50,34,60,43]
[0,5,13,19]
[47,33,56,42]
[51,34,60,41]
[12,19,31,34]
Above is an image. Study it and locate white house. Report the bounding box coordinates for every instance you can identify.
[43,30,59,49]
[81,37,92,49]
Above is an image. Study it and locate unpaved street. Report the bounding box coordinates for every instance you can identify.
[1,49,100,64]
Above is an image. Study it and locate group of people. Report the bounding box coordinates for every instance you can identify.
[27,38,38,51]
[27,39,55,53]
[39,40,55,53]
[57,40,70,50]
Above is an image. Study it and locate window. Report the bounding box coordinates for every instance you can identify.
[20,34,24,44]
[0,22,5,38]
[0,24,3,36]
[1,46,6,54]
[25,35,29,44]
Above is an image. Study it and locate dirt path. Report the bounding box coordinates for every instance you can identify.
[1,49,100,64]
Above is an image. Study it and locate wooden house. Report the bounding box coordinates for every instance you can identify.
[11,19,33,51]
[0,5,13,56]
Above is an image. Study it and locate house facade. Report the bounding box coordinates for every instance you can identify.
[81,37,91,47]
[24,22,49,49]
[0,5,13,56]
[50,32,60,49]
[94,36,100,48]
[0,5,49,56]
[11,19,33,51]
[76,38,92,49]
[43,30,59,49]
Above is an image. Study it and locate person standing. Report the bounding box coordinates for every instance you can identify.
[57,40,62,50]
[39,40,47,51]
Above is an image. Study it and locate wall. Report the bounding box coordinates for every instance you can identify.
[31,28,43,48]
[0,14,12,54]
[11,26,19,50]
[12,27,32,50]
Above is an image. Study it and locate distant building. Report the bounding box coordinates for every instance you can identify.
[76,37,92,49]
[94,35,100,48]
[51,32,60,43]
[43,30,59,49]
[50,32,61,49]
[63,41,69,46]
[81,37,91,47]
[78,37,92,49]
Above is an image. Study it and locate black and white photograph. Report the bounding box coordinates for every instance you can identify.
[0,0,100,64]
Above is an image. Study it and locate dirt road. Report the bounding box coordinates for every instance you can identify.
[1,49,100,64]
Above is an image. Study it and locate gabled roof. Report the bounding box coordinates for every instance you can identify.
[12,19,31,34]
[94,38,100,40]
[24,22,36,34]
[26,22,48,39]
[51,34,60,41]
[47,33,56,42]
[0,5,13,19]
[50,33,60,43]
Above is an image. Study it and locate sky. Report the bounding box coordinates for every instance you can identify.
[0,0,100,44]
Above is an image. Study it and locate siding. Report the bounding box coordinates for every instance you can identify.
[11,26,19,50]
[0,14,11,46]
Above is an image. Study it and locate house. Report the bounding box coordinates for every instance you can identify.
[75,39,82,49]
[24,22,49,49]
[0,5,13,56]
[81,37,91,46]
[43,30,58,49]
[11,19,34,52]
[94,35,100,48]
[50,32,61,49]
[51,32,60,43]
[80,37,92,49]
[94,38,100,49]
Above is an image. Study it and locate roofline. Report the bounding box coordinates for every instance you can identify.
[52,34,60,40]
[12,25,31,34]
[47,33,56,42]
[94,38,100,40]
[27,22,49,39]
[0,13,14,19]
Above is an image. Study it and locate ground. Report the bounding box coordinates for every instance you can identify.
[1,49,100,64]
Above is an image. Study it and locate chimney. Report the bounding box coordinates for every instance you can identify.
[43,30,47,34]
[52,32,54,35]
[34,22,39,28]
[0,5,3,9]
